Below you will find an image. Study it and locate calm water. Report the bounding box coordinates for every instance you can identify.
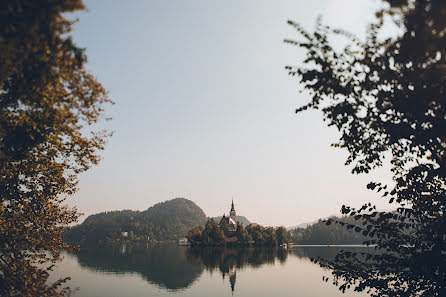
[51,243,370,297]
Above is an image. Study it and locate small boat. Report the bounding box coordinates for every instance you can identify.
[178,238,190,246]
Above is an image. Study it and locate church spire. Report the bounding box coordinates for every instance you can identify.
[231,199,234,211]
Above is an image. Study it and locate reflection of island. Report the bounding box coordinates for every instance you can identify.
[71,242,372,294]
[73,242,204,291]
[219,255,237,293]
[186,247,288,293]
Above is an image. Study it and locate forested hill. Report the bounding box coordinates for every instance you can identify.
[288,216,369,245]
[65,198,207,245]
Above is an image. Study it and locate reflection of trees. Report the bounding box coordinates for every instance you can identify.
[186,247,287,293]
[290,247,375,262]
[74,243,203,291]
[73,242,376,294]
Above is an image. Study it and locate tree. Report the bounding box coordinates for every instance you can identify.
[219,216,230,236]
[276,226,289,245]
[286,0,445,296]
[187,226,203,244]
[263,227,277,246]
[201,219,226,245]
[246,224,265,245]
[0,1,112,296]
[235,222,244,241]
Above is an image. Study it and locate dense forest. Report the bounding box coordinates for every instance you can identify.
[65,198,207,245]
[288,216,368,245]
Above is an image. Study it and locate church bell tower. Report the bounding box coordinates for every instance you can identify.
[229,199,236,222]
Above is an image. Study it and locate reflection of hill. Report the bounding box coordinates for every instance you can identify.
[74,243,204,291]
[73,242,375,293]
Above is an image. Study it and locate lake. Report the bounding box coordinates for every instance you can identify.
[51,243,370,297]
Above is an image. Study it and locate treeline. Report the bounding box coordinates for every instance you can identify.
[65,198,207,245]
[187,219,289,246]
[288,216,368,245]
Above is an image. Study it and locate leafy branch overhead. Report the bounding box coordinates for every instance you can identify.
[0,1,112,296]
[286,0,445,296]
[285,4,445,176]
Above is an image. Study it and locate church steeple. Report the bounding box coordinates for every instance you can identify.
[229,199,236,222]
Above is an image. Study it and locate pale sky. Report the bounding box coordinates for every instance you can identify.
[69,0,394,227]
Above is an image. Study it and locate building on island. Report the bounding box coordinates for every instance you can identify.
[219,200,237,233]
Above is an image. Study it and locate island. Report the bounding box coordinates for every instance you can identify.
[186,201,289,246]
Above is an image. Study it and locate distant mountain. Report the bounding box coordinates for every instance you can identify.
[287,220,318,230]
[287,214,341,230]
[211,215,251,227]
[65,198,207,245]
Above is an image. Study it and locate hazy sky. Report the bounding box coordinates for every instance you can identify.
[69,0,394,227]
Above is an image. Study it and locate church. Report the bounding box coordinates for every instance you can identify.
[219,200,237,233]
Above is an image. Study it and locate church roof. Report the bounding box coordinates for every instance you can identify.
[220,216,236,225]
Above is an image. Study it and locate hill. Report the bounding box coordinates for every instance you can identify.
[288,216,369,245]
[65,198,207,245]
[286,220,317,230]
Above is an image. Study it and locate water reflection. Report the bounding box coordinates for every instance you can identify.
[72,243,370,294]
[290,246,367,260]
[186,247,290,293]
[75,242,203,291]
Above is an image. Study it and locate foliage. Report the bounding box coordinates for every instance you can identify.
[219,216,230,236]
[286,0,445,296]
[275,226,289,245]
[188,220,289,247]
[187,226,203,243]
[289,216,369,245]
[200,219,226,245]
[65,198,207,244]
[0,1,112,296]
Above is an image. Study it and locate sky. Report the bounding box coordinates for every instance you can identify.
[68,0,395,227]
